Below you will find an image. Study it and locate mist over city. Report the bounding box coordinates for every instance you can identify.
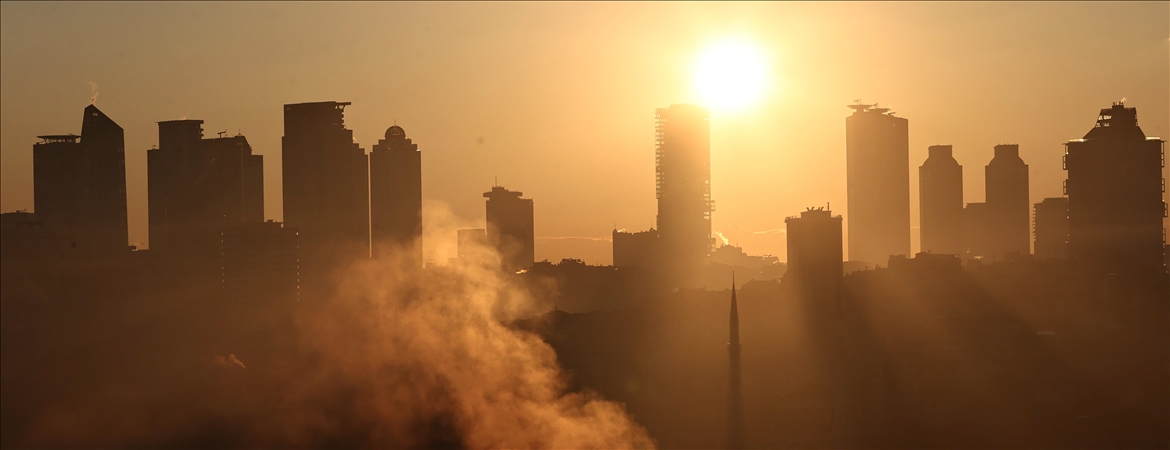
[1,2,1168,449]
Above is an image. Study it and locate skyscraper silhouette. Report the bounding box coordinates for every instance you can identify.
[32,105,128,253]
[1033,197,1069,260]
[483,186,534,272]
[985,144,1030,260]
[845,103,910,265]
[1064,102,1167,277]
[281,101,370,283]
[785,207,844,317]
[655,104,713,287]
[727,275,744,450]
[919,145,964,255]
[147,120,263,274]
[370,125,422,266]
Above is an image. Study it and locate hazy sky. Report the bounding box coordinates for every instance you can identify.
[2,2,1167,265]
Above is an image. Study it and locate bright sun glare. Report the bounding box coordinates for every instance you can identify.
[691,38,770,113]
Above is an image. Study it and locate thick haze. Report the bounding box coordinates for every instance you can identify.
[2,2,1167,264]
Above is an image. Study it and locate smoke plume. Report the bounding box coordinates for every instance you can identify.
[88,81,99,105]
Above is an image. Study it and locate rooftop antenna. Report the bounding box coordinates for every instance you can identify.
[217,130,227,138]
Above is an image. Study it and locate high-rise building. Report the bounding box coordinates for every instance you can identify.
[32,105,128,253]
[484,186,534,272]
[726,276,744,450]
[919,145,965,255]
[1033,197,1069,260]
[1065,102,1167,277]
[147,120,264,269]
[370,125,422,265]
[221,221,299,304]
[963,202,990,260]
[845,103,910,265]
[281,101,370,278]
[785,207,843,316]
[985,144,1030,260]
[655,104,714,287]
[612,228,660,269]
[457,228,488,260]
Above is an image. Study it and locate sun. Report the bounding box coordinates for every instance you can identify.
[690,38,771,113]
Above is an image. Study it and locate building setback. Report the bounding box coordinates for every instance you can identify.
[32,105,128,253]
[1033,197,1069,260]
[484,186,534,272]
[919,145,965,255]
[655,104,714,286]
[281,101,370,278]
[1064,102,1167,277]
[785,207,843,318]
[845,103,910,265]
[370,125,422,266]
[985,144,1031,260]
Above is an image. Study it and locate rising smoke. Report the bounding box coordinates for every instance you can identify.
[0,202,653,449]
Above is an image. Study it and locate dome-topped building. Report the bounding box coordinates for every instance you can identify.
[370,123,422,266]
[385,125,406,140]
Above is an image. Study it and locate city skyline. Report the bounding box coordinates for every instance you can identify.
[2,2,1166,265]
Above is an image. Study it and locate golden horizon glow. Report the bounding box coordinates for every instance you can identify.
[690,38,771,113]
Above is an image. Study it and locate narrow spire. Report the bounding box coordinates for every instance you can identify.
[727,273,744,449]
[730,273,740,347]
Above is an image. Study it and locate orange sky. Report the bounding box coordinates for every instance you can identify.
[1,2,1167,265]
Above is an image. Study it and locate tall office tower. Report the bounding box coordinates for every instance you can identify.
[985,144,1031,260]
[655,104,713,286]
[726,276,744,450]
[1033,197,1069,260]
[370,125,422,266]
[785,207,843,317]
[919,145,965,255]
[281,101,370,278]
[963,202,990,260]
[32,105,128,253]
[483,186,534,272]
[845,103,910,265]
[147,120,264,268]
[612,228,660,268]
[1065,102,1167,277]
[221,221,299,304]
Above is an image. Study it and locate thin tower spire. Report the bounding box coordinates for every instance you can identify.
[728,273,745,449]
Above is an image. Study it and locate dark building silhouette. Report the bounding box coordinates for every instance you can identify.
[32,105,128,252]
[785,207,843,316]
[221,221,299,304]
[0,211,70,259]
[726,276,744,450]
[985,144,1030,260]
[370,125,422,266]
[147,120,263,278]
[919,145,964,255]
[888,252,963,273]
[1033,197,1069,260]
[1064,102,1167,277]
[484,186,534,272]
[655,104,714,287]
[612,228,660,269]
[845,103,910,265]
[281,101,370,282]
[963,202,990,261]
[457,229,488,260]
